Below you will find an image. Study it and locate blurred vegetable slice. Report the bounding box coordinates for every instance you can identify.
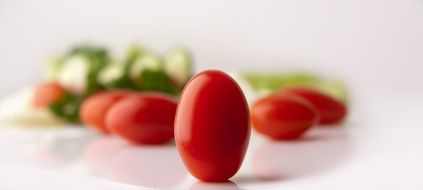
[56,45,110,96]
[98,62,125,87]
[0,87,64,127]
[99,45,141,90]
[43,57,64,81]
[58,55,91,94]
[164,47,192,87]
[70,45,109,96]
[130,53,162,80]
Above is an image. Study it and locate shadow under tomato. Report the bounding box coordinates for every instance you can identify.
[190,180,240,190]
[83,137,188,188]
[249,126,352,181]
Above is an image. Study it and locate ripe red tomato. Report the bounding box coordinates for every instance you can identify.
[175,70,250,182]
[80,90,133,134]
[106,93,178,145]
[33,82,66,108]
[251,93,319,140]
[281,87,347,124]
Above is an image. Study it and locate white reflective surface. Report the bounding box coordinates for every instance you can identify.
[1,93,422,190]
[0,125,351,189]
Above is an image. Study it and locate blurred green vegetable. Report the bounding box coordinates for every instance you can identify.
[138,69,180,95]
[130,53,162,80]
[98,62,125,87]
[43,43,194,123]
[48,92,82,123]
[243,72,348,101]
[66,45,109,96]
[104,45,143,89]
[46,45,111,123]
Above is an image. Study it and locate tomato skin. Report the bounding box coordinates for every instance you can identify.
[80,90,132,134]
[106,93,177,145]
[251,93,319,140]
[281,87,347,124]
[175,70,250,182]
[33,82,66,107]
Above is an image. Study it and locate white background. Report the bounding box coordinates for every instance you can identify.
[1,0,423,96]
[0,0,423,189]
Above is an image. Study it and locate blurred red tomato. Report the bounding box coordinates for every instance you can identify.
[33,82,66,107]
[106,93,177,144]
[281,87,347,124]
[251,93,319,140]
[80,90,133,134]
[175,70,250,182]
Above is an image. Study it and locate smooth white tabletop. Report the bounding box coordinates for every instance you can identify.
[0,90,422,190]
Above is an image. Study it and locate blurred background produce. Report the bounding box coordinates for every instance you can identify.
[42,44,191,123]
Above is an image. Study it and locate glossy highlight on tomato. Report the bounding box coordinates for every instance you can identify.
[106,93,177,145]
[175,70,250,182]
[33,82,66,108]
[80,90,133,134]
[251,93,319,140]
[281,87,347,124]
